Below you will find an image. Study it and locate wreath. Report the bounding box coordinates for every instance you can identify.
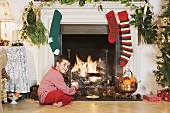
[19,1,47,45]
[130,3,158,44]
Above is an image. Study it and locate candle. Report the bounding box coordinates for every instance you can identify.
[12,29,18,41]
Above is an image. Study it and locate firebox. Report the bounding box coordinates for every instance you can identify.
[57,24,141,100]
[60,24,122,79]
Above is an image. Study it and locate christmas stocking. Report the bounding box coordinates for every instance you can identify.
[105,10,119,43]
[49,10,62,55]
[118,10,133,66]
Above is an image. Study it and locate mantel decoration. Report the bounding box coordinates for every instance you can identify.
[130,1,158,44]
[19,0,146,45]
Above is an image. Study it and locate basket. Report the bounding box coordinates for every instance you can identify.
[120,82,138,93]
[118,69,138,93]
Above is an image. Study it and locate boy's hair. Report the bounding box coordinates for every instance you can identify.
[56,55,70,63]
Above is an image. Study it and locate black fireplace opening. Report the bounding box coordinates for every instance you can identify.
[60,24,122,77]
[62,34,115,75]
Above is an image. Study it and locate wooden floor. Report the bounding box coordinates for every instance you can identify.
[2,99,170,113]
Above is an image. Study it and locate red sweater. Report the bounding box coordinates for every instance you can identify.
[38,68,76,104]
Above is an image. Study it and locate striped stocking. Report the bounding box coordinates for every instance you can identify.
[118,10,133,66]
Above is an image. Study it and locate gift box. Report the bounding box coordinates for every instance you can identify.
[157,90,165,99]
[165,92,170,102]
[143,95,162,101]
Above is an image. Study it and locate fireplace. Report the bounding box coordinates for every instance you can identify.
[58,24,141,100]
[36,1,143,100]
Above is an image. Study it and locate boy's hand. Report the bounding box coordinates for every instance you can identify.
[71,82,79,90]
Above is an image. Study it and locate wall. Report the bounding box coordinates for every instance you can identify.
[136,0,165,94]
[4,0,166,94]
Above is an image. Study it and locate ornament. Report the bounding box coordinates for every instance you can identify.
[156,78,160,82]
[161,34,165,43]
[157,65,161,70]
[162,17,168,26]
[161,84,166,88]
[162,17,167,23]
[168,35,170,42]
[156,75,160,82]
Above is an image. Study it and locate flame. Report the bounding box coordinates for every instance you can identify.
[87,56,98,73]
[71,55,99,77]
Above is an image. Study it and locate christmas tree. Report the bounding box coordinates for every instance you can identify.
[153,1,170,89]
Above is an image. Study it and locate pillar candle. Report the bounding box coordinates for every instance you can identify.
[12,29,18,41]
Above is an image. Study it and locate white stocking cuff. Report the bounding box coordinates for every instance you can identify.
[54,49,60,55]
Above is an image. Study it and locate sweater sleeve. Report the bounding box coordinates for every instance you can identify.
[51,71,76,95]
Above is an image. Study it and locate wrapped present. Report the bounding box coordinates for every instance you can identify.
[157,89,170,101]
[143,95,162,101]
[165,92,170,102]
[157,90,165,99]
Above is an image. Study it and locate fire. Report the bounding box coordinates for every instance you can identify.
[71,55,99,77]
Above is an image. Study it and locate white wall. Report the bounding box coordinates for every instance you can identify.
[4,0,166,94]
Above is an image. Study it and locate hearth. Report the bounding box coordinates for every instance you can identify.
[58,24,142,101]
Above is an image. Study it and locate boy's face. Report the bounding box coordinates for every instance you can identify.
[57,59,70,74]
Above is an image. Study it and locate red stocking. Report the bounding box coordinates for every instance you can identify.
[105,10,120,43]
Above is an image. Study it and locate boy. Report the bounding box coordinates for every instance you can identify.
[38,55,78,107]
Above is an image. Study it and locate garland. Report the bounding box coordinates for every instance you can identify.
[19,0,149,45]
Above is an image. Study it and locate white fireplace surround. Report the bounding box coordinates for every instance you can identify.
[30,1,158,94]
